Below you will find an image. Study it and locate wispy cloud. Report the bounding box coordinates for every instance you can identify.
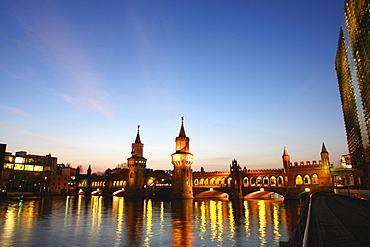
[0,105,28,117]
[9,2,112,116]
[0,123,54,141]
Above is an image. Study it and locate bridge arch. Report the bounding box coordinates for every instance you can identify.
[242,187,286,198]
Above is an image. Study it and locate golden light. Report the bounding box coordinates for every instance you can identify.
[210,188,213,191]
[260,188,265,191]
[305,187,311,192]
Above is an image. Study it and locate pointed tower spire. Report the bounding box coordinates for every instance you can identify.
[135,125,141,144]
[282,146,290,174]
[321,142,328,153]
[87,165,92,176]
[179,116,186,137]
[283,146,289,156]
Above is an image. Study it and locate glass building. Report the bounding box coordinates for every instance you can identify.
[335,0,370,188]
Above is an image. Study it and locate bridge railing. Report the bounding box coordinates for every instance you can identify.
[279,192,317,247]
[334,188,370,201]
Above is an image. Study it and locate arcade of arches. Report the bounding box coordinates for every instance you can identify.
[194,174,320,187]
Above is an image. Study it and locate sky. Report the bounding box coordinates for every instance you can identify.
[0,0,347,173]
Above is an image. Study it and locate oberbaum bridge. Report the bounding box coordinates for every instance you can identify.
[80,118,333,200]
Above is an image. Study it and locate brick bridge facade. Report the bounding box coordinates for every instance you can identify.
[192,144,333,199]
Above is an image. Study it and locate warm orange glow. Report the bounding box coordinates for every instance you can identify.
[305,187,311,192]
[113,188,125,196]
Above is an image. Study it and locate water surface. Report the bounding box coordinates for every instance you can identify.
[0,196,298,246]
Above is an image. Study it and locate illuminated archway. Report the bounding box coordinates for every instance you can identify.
[227,178,232,187]
[200,178,204,185]
[296,175,303,185]
[210,178,215,185]
[270,176,276,186]
[243,177,249,187]
[256,176,262,186]
[204,178,209,185]
[277,176,284,186]
[194,179,199,186]
[312,174,318,184]
[263,176,269,186]
[250,177,256,187]
[303,174,311,184]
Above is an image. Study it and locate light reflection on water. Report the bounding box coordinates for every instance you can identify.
[0,196,297,246]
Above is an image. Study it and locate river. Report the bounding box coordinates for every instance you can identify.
[0,196,298,246]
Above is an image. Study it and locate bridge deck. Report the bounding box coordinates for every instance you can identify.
[308,194,370,247]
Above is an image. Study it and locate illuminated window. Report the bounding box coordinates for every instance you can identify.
[210,178,215,185]
[296,175,303,185]
[304,174,311,184]
[14,164,24,170]
[263,176,269,186]
[25,165,34,171]
[200,178,204,185]
[5,156,14,162]
[312,174,318,184]
[15,157,25,164]
[204,178,209,185]
[4,163,14,169]
[194,179,198,185]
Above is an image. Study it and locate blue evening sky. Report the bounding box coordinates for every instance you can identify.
[0,1,346,172]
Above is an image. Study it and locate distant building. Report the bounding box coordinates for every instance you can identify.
[335,0,370,188]
[50,164,78,194]
[0,143,57,193]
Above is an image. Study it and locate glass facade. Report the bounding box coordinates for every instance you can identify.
[0,149,57,192]
[336,0,370,188]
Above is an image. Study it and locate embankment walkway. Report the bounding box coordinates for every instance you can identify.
[308,194,370,246]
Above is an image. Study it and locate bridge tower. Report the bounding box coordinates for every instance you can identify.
[171,117,194,199]
[229,159,243,200]
[320,143,332,186]
[125,125,147,197]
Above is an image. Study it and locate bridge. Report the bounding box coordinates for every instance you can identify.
[76,120,334,200]
[191,153,332,200]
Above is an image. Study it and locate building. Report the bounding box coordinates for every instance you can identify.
[335,0,370,188]
[50,164,78,194]
[0,143,57,193]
